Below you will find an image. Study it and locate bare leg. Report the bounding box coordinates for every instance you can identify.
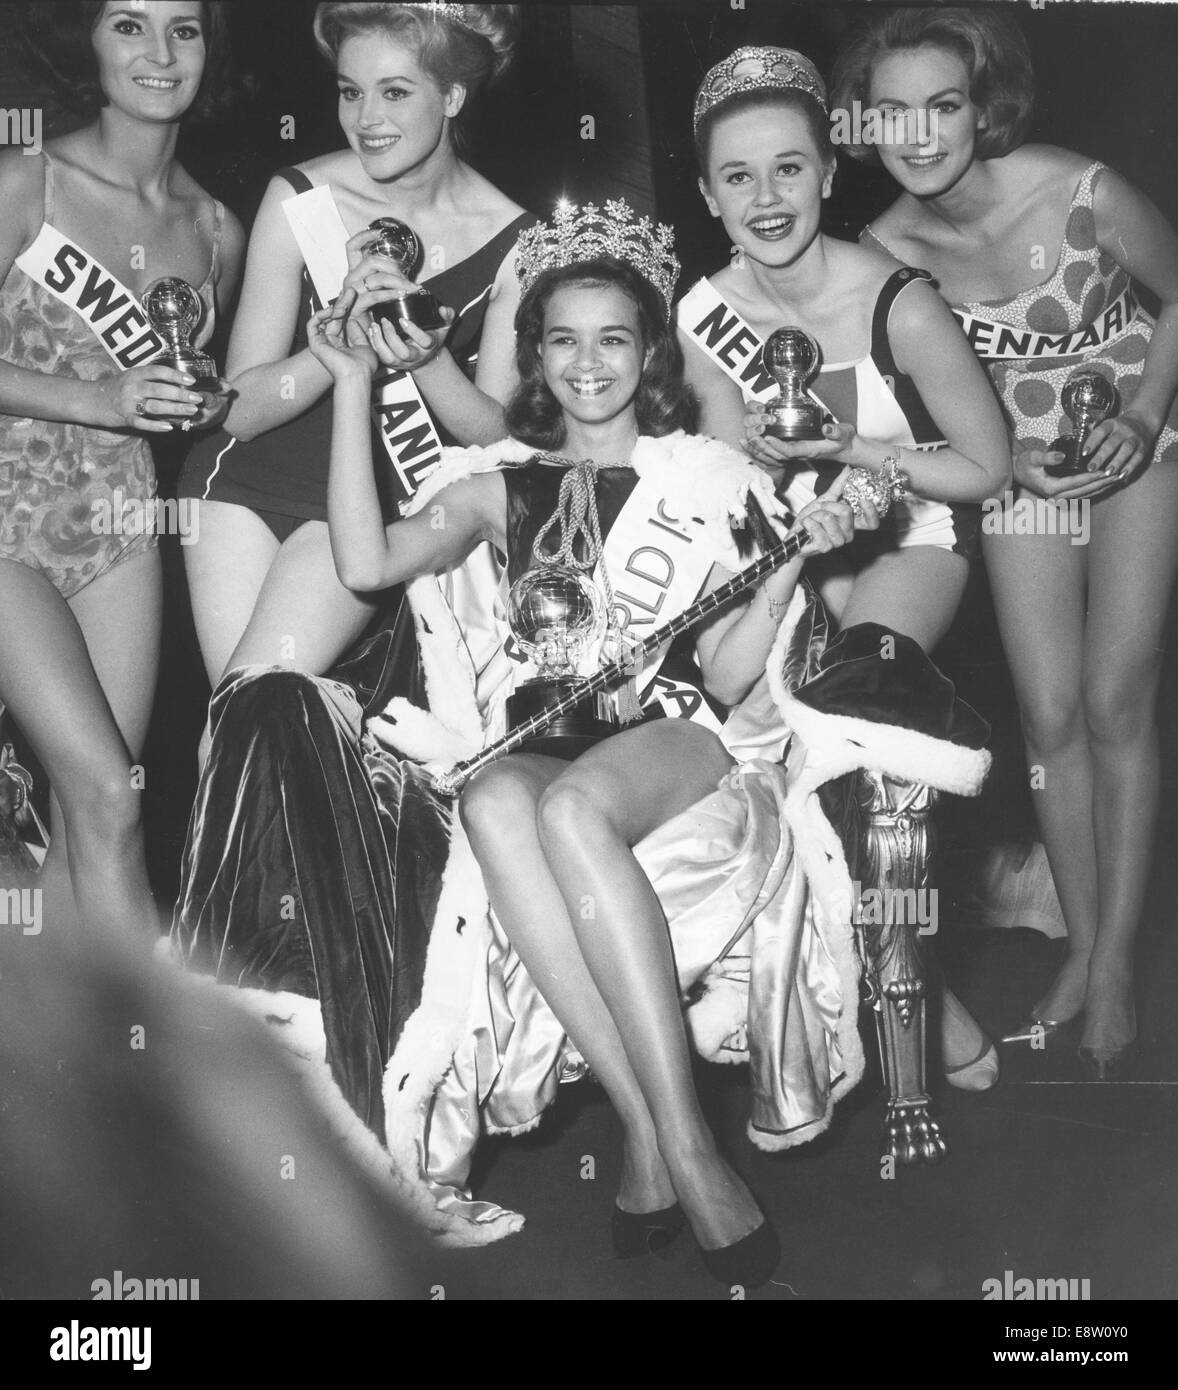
[837,545,969,652]
[183,499,279,684]
[466,719,767,1247]
[984,519,1096,1024]
[1080,466,1178,1052]
[223,520,383,673]
[461,752,677,1216]
[185,509,382,766]
[0,552,161,938]
[535,723,765,1247]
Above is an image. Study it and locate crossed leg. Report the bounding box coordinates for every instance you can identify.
[460,719,765,1249]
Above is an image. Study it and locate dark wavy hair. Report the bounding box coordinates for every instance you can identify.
[21,1,234,122]
[504,258,696,452]
[830,6,1034,164]
[695,87,834,176]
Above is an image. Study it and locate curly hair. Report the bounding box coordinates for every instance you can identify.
[829,6,1034,164]
[505,258,697,452]
[313,3,517,145]
[20,1,235,123]
[695,86,833,177]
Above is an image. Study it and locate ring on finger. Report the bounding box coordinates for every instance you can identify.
[135,399,147,416]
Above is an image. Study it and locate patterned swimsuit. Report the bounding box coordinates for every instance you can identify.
[866,162,1178,462]
[0,154,223,598]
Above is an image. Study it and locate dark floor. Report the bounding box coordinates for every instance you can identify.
[132,471,1178,1302]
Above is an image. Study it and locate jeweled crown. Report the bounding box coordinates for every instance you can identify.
[408,2,477,32]
[515,199,681,317]
[694,45,828,131]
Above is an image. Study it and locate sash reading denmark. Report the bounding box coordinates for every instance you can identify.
[16,224,164,369]
[951,287,1138,361]
[283,184,444,509]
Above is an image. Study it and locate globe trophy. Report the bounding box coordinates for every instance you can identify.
[365,217,448,332]
[1045,372,1118,477]
[763,327,824,441]
[505,563,616,758]
[141,277,220,426]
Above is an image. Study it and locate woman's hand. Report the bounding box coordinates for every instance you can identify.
[307,306,378,380]
[185,379,234,433]
[90,363,206,434]
[1075,410,1155,482]
[791,486,858,558]
[341,285,455,372]
[1013,446,1128,500]
[744,399,866,471]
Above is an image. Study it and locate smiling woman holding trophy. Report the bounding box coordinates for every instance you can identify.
[841,7,1178,1077]
[178,2,533,738]
[173,194,918,1282]
[0,0,242,938]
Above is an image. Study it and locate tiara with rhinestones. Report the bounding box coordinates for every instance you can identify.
[514,199,681,317]
[407,2,477,32]
[694,46,828,131]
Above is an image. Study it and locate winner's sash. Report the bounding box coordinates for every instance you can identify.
[15,224,164,369]
[283,185,444,509]
[596,473,724,730]
[500,466,725,732]
[950,286,1138,362]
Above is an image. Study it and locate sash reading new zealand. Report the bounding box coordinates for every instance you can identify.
[282,185,444,509]
[951,287,1138,361]
[15,224,164,368]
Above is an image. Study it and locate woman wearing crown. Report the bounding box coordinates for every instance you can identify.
[679,46,1012,1092]
[172,194,922,1284]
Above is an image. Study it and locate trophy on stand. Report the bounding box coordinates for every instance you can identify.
[142,277,221,427]
[763,327,825,441]
[505,562,617,758]
[365,217,448,332]
[1045,372,1118,477]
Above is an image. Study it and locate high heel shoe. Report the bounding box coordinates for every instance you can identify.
[1000,1015,1078,1046]
[611,1202,686,1259]
[1077,1038,1138,1082]
[700,1218,781,1290]
[944,1038,999,1091]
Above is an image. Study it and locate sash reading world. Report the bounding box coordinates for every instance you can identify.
[282,185,444,509]
[15,225,164,369]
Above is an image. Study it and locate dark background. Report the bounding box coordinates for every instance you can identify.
[2,0,1177,904]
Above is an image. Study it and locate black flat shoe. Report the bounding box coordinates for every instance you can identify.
[611,1202,686,1259]
[1077,1038,1138,1082]
[700,1219,780,1289]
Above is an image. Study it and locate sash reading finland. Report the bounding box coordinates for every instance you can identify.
[15,224,164,368]
[283,185,444,509]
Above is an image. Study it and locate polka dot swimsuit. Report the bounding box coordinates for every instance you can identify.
[957,162,1178,461]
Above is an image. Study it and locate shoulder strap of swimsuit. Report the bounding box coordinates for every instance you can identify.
[870,266,934,378]
[274,165,314,196]
[40,150,54,223]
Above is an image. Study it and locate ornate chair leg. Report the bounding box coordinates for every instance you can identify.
[846,769,947,1166]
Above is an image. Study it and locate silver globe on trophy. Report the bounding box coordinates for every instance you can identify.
[365,217,448,332]
[763,327,824,441]
[1045,372,1119,477]
[505,562,616,757]
[142,277,221,424]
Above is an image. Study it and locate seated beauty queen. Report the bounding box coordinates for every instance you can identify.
[305,201,866,1286]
